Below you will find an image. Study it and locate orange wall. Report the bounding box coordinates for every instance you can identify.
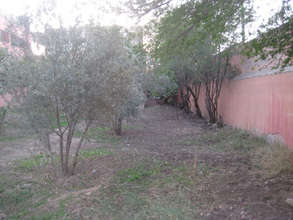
[195,71,293,148]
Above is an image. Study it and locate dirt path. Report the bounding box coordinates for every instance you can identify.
[0,138,42,167]
[123,105,204,154]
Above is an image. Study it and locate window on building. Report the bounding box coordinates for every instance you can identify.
[0,30,9,43]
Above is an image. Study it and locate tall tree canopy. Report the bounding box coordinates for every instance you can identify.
[144,0,251,122]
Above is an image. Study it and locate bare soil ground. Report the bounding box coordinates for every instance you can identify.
[1,104,293,219]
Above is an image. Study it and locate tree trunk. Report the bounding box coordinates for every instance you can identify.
[184,89,191,113]
[179,86,191,113]
[0,107,6,136]
[64,127,74,176]
[71,122,91,175]
[59,134,65,175]
[40,131,57,172]
[187,85,202,118]
[113,117,122,136]
[194,101,202,118]
[204,82,218,123]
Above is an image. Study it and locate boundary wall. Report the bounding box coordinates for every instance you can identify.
[189,54,293,147]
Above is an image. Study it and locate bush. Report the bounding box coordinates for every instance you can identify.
[4,25,145,176]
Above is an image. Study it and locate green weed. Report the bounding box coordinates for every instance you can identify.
[80,148,113,159]
[75,126,121,144]
[51,114,68,129]
[14,154,50,172]
[0,136,25,142]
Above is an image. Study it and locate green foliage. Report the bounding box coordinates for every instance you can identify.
[143,72,178,99]
[245,0,293,69]
[51,114,68,129]
[150,0,253,61]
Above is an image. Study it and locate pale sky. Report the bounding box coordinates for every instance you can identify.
[0,0,139,28]
[0,0,288,28]
[0,0,291,38]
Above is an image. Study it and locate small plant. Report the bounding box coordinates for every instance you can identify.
[117,162,161,184]
[80,148,113,159]
[14,154,50,172]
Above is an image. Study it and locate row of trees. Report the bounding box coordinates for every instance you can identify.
[143,0,252,123]
[131,0,292,123]
[0,24,146,176]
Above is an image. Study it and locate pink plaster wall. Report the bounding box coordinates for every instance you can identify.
[0,17,11,50]
[0,16,31,108]
[191,54,293,148]
[196,72,293,147]
[0,16,30,55]
[0,94,12,107]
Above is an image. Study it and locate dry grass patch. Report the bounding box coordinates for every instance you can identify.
[253,143,293,177]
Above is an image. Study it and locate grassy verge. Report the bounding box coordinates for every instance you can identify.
[177,126,293,177]
[93,159,211,219]
[177,127,267,153]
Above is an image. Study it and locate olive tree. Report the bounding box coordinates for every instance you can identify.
[4,24,145,176]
